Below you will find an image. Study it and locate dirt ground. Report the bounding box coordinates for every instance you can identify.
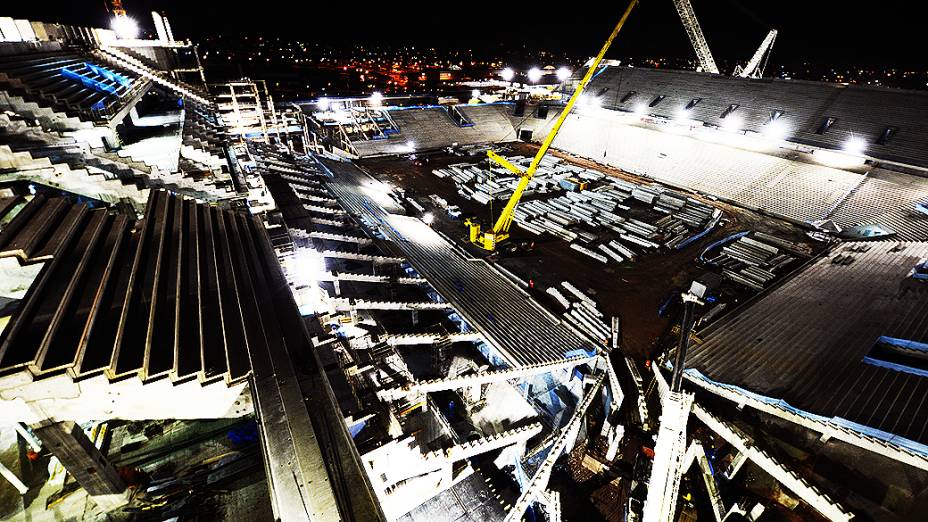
[357,142,816,362]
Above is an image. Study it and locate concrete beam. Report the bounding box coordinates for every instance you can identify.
[32,421,128,511]
[309,231,372,245]
[332,298,452,312]
[381,332,483,346]
[319,250,404,264]
[379,355,598,401]
[693,404,854,522]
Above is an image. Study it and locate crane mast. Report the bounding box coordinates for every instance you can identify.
[735,29,778,78]
[109,0,127,17]
[671,0,719,74]
[465,0,639,251]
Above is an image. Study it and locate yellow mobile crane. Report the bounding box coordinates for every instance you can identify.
[465,0,639,251]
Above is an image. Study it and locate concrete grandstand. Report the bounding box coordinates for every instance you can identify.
[3,5,928,521]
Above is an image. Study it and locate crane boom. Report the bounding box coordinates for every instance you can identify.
[671,0,719,74]
[735,29,777,78]
[466,0,639,251]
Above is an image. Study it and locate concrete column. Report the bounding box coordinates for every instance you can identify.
[128,106,140,126]
[32,422,128,511]
[465,385,481,403]
[605,425,624,461]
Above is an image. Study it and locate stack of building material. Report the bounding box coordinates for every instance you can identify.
[558,282,612,346]
[434,153,723,264]
[704,233,801,290]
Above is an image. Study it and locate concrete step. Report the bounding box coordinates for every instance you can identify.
[0,90,91,131]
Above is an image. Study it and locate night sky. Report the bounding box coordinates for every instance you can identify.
[9,1,926,67]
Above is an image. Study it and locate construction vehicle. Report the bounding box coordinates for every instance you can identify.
[464,0,639,251]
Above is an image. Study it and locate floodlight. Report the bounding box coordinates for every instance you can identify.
[763,118,789,141]
[844,136,866,156]
[722,113,743,131]
[500,67,515,82]
[556,67,572,81]
[422,212,435,225]
[111,16,139,39]
[527,67,542,83]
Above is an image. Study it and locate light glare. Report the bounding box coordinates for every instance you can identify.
[844,136,866,156]
[580,94,601,109]
[556,67,572,81]
[763,118,789,141]
[111,16,139,39]
[722,114,743,131]
[500,67,515,82]
[527,67,542,83]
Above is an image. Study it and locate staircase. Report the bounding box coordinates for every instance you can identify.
[95,47,213,107]
[0,114,230,202]
[1,145,150,207]
[0,89,92,132]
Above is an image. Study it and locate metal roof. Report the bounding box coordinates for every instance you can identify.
[687,240,928,445]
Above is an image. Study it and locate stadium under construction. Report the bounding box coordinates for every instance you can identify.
[0,2,926,521]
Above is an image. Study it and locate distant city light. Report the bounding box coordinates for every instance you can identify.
[527,67,542,83]
[844,136,867,156]
[556,67,572,81]
[111,16,139,39]
[500,67,515,82]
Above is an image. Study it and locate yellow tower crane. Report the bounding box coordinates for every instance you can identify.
[108,0,127,17]
[465,0,639,251]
